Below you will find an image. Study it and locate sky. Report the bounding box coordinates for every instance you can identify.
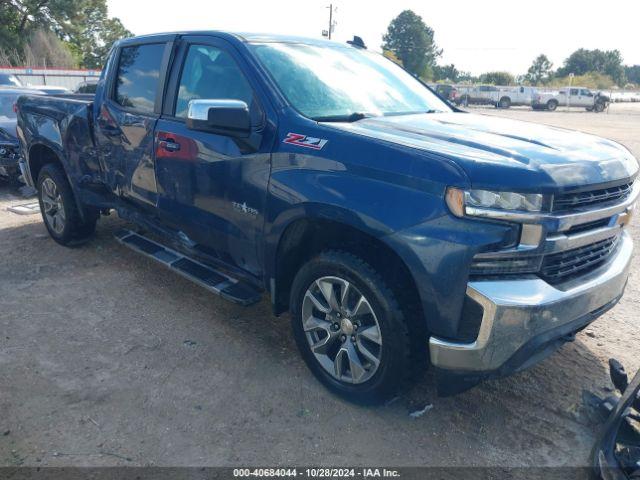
[107,0,639,76]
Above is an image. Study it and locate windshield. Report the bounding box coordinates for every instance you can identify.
[0,93,19,120]
[250,42,451,120]
[0,74,22,87]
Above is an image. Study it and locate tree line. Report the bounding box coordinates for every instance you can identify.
[0,0,132,69]
[382,10,639,89]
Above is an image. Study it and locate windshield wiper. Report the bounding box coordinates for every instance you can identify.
[313,112,376,123]
[384,109,443,116]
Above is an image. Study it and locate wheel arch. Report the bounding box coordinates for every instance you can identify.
[28,142,65,185]
[270,215,427,344]
[28,142,91,222]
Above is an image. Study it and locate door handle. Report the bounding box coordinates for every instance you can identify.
[160,139,181,152]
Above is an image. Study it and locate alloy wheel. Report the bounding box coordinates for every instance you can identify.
[302,276,383,384]
[41,177,65,235]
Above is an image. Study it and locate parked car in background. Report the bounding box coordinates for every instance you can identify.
[457,85,500,106]
[457,85,534,109]
[17,31,639,404]
[74,79,98,94]
[533,87,610,112]
[0,73,23,88]
[0,87,44,181]
[493,86,536,108]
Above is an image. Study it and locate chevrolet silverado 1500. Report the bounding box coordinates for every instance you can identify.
[16,32,639,403]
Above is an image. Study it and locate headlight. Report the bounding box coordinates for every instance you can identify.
[446,187,545,217]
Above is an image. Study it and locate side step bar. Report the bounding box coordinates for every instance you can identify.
[115,229,262,306]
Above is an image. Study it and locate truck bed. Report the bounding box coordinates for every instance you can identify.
[17,94,99,187]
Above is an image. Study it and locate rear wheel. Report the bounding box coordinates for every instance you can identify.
[37,163,97,246]
[290,251,414,404]
[547,100,558,111]
[498,96,511,109]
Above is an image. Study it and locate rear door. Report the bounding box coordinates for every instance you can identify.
[95,37,173,208]
[153,35,275,276]
[569,88,580,107]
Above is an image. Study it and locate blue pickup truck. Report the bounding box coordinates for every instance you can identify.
[16,32,638,403]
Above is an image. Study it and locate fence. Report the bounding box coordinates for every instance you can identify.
[0,66,101,91]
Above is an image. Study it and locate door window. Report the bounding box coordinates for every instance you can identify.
[114,43,165,114]
[175,45,253,118]
[570,88,579,95]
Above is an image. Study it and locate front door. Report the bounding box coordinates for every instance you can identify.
[154,36,275,276]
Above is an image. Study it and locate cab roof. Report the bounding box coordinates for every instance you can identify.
[117,31,350,48]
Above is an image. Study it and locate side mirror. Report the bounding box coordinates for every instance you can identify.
[186,99,251,138]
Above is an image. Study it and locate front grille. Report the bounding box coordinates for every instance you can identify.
[565,218,611,235]
[540,236,619,283]
[552,182,633,212]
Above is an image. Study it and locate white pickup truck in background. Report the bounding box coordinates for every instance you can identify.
[457,85,536,108]
[532,87,610,112]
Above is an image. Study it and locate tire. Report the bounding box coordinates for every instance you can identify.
[498,96,511,109]
[37,162,97,246]
[546,100,558,111]
[290,251,414,404]
[594,102,605,113]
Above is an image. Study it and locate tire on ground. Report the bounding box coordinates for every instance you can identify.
[290,250,416,404]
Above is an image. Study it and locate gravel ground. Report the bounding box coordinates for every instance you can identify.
[0,103,639,469]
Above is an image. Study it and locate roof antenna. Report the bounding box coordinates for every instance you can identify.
[347,36,366,49]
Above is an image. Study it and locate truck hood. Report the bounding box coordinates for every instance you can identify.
[328,112,638,191]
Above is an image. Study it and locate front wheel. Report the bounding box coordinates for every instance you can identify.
[290,251,414,404]
[37,163,97,246]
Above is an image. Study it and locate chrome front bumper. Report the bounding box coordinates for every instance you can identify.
[429,228,633,373]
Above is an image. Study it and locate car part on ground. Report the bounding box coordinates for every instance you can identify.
[593,360,640,480]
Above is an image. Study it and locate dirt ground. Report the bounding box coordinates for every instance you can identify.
[1,103,639,469]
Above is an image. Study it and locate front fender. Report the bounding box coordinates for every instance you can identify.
[263,163,449,282]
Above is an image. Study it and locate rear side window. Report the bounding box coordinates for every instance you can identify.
[114,43,165,114]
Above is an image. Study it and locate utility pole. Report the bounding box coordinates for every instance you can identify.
[323,4,336,39]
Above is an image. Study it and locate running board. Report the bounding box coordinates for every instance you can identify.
[115,229,262,306]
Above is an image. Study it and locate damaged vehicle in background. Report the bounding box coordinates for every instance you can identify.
[593,360,640,479]
[0,87,44,182]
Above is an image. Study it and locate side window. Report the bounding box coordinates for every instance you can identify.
[175,45,253,118]
[570,88,579,96]
[114,43,165,114]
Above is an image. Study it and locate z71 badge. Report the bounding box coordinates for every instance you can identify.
[283,133,328,150]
